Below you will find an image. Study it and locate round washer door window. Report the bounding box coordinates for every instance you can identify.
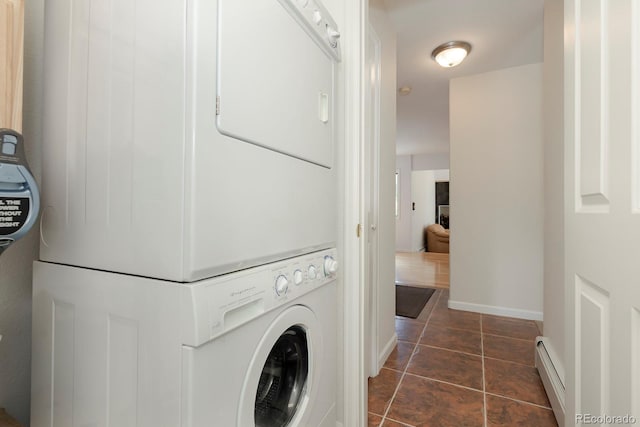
[238,305,321,427]
[255,325,309,426]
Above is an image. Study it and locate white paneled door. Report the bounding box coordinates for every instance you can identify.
[565,0,640,425]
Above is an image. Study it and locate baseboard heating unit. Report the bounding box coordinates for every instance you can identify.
[535,336,565,427]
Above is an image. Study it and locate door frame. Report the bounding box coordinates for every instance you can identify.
[342,0,368,425]
[365,23,382,377]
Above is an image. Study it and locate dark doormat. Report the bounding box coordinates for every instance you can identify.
[395,285,435,319]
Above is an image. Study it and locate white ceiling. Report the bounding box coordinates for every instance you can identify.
[382,0,544,156]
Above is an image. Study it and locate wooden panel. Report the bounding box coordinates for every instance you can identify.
[576,0,610,211]
[0,0,23,131]
[577,276,610,416]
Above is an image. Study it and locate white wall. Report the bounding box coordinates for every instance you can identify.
[449,63,544,320]
[411,170,435,251]
[0,0,45,423]
[369,0,397,373]
[410,171,433,251]
[433,169,450,182]
[412,152,449,171]
[542,0,565,374]
[395,155,412,251]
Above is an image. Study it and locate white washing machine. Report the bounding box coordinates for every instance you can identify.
[39,0,342,282]
[31,249,338,427]
[182,272,337,427]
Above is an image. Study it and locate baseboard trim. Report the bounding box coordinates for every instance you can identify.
[447,299,543,321]
[378,333,398,370]
[535,337,566,427]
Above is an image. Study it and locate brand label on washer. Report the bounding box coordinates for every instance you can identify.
[0,197,30,235]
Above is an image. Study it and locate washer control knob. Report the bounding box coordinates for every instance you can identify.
[313,10,322,25]
[324,256,338,276]
[308,265,318,280]
[275,275,289,296]
[327,27,341,47]
[293,269,303,285]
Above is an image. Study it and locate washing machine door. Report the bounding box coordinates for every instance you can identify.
[238,305,321,427]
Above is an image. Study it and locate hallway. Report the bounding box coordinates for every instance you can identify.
[368,254,558,426]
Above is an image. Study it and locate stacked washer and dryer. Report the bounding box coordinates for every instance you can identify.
[31,0,341,426]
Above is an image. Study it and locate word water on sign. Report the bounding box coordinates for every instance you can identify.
[0,197,30,235]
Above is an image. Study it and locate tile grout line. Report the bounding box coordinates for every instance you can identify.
[426,323,482,334]
[402,371,484,394]
[384,416,416,427]
[379,288,441,425]
[484,391,554,411]
[416,342,483,358]
[483,354,535,368]
[482,315,539,326]
[481,315,488,427]
[482,331,539,342]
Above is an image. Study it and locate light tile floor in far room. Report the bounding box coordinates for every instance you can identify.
[368,289,558,427]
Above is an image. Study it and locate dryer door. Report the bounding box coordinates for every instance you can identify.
[238,305,321,427]
[216,0,340,168]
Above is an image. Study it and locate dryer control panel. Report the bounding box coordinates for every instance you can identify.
[278,0,341,61]
[181,248,338,347]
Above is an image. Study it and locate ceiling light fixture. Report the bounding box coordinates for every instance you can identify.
[431,41,472,68]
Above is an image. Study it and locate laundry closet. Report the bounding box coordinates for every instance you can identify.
[30,0,342,425]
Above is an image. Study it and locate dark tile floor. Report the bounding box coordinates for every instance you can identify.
[368,289,558,427]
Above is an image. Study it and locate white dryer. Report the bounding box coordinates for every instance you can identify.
[31,249,338,427]
[39,0,342,282]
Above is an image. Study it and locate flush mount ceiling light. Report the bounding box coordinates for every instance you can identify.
[431,41,472,68]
